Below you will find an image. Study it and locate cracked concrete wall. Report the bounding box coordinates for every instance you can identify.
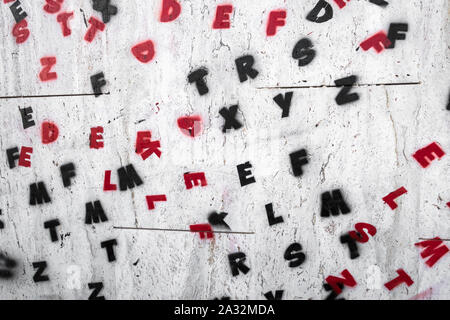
[0,0,449,299]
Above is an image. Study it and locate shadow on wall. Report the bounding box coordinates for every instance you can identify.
[0,253,18,279]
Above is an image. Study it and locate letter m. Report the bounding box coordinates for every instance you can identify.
[415,237,449,267]
[117,164,143,191]
[29,182,51,205]
[85,200,108,224]
[248,305,257,315]
[320,189,351,217]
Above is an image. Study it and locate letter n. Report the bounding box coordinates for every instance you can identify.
[325,269,356,294]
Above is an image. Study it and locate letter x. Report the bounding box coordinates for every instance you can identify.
[219,105,242,133]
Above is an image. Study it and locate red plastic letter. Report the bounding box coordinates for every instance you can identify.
[84,17,105,42]
[41,121,59,144]
[135,131,161,160]
[43,0,63,14]
[131,40,155,63]
[90,127,104,149]
[266,10,286,37]
[39,57,57,82]
[414,238,449,268]
[12,20,30,44]
[189,224,214,239]
[103,170,117,191]
[18,146,32,167]
[349,223,377,243]
[146,195,167,210]
[184,172,207,190]
[160,0,181,22]
[384,269,414,291]
[413,142,445,168]
[57,11,73,37]
[382,186,408,210]
[360,31,391,53]
[334,0,350,9]
[177,115,202,138]
[325,269,357,294]
[213,5,233,29]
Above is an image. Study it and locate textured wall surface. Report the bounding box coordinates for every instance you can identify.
[0,0,449,300]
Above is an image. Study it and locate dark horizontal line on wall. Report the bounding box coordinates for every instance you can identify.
[113,226,255,235]
[0,92,110,100]
[257,81,421,90]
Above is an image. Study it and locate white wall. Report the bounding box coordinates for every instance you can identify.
[0,0,448,299]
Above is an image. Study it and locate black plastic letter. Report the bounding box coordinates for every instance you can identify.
[208,211,230,229]
[264,290,284,300]
[387,23,408,49]
[91,72,106,97]
[265,203,284,226]
[88,282,106,300]
[237,161,256,187]
[340,233,360,259]
[284,243,306,267]
[60,163,76,187]
[29,182,51,205]
[20,107,35,129]
[235,55,259,83]
[290,149,308,177]
[334,75,359,105]
[306,0,333,24]
[292,38,316,67]
[188,68,209,96]
[117,164,143,191]
[10,1,27,23]
[6,147,20,169]
[92,0,117,24]
[85,200,108,224]
[228,252,250,276]
[32,261,49,282]
[320,189,351,217]
[44,219,60,242]
[220,105,243,132]
[369,0,388,7]
[101,239,118,262]
[273,92,293,118]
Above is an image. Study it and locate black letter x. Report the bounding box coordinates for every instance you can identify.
[219,105,243,133]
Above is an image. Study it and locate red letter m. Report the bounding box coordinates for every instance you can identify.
[415,237,449,268]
